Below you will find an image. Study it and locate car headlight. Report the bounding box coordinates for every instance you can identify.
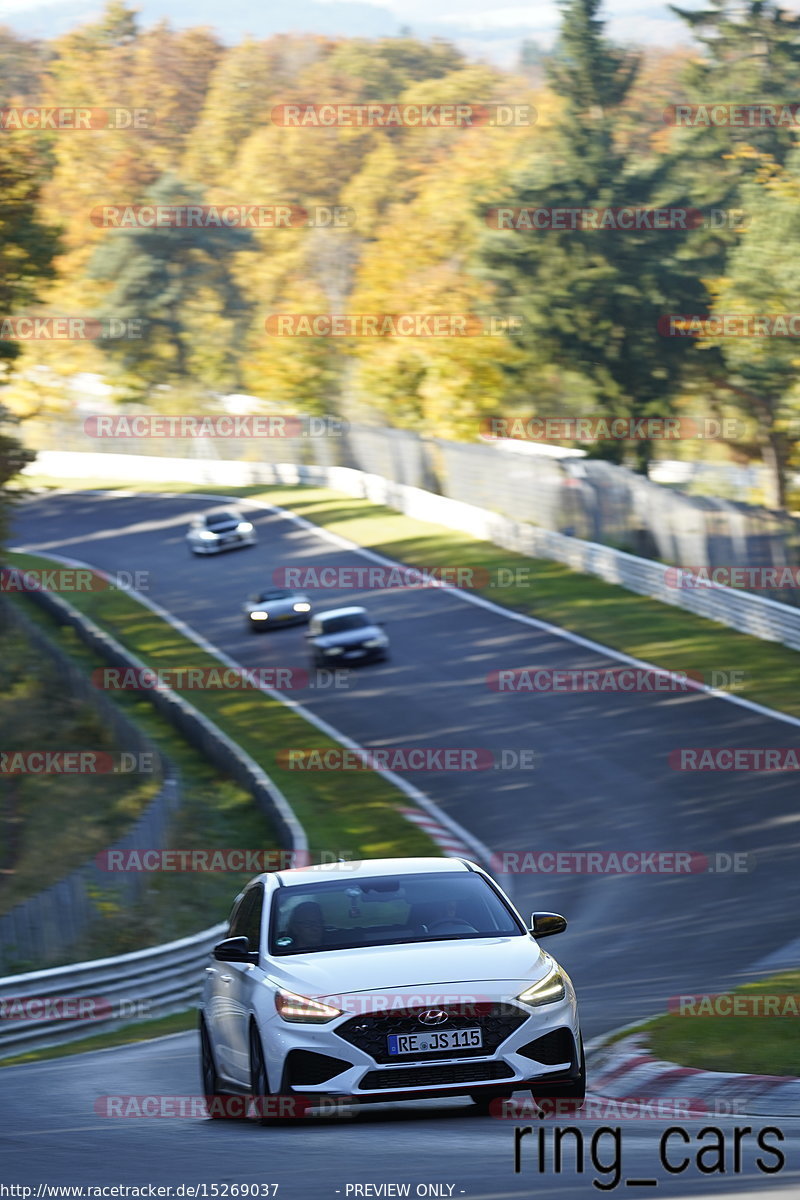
[324,646,344,655]
[275,988,342,1023]
[197,530,218,540]
[363,637,386,648]
[237,521,254,533]
[293,602,311,613]
[250,611,268,620]
[517,964,566,1007]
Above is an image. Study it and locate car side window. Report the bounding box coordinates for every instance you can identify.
[228,891,254,940]
[242,887,264,952]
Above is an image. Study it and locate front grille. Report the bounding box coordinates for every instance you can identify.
[337,1003,528,1064]
[285,1050,352,1086]
[360,1060,513,1091]
[518,1028,576,1066]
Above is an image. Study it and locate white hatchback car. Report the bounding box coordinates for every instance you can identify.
[187,509,257,555]
[199,857,584,1118]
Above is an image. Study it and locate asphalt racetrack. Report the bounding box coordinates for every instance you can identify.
[3,489,799,1197]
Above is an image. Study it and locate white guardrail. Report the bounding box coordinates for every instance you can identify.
[27,449,800,652]
[0,923,225,1059]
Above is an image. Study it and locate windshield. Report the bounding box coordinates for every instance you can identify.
[320,613,369,633]
[206,511,239,526]
[269,871,524,955]
[255,589,290,601]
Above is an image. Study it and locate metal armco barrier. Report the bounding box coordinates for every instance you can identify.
[20,587,307,854]
[0,599,178,974]
[0,923,225,1059]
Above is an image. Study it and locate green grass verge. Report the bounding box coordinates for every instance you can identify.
[622,971,800,1077]
[0,1008,196,1068]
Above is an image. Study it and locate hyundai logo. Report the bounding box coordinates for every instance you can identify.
[417,1009,449,1026]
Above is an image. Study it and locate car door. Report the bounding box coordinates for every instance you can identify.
[207,889,255,1081]
[222,884,265,1086]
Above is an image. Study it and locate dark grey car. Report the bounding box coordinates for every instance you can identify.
[306,605,390,667]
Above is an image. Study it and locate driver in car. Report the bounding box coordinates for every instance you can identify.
[286,901,326,949]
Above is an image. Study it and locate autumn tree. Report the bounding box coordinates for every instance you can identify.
[705,150,800,507]
[88,175,256,396]
[477,0,718,471]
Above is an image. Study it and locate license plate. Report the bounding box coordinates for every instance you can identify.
[278,613,292,620]
[345,649,366,658]
[387,1028,482,1055]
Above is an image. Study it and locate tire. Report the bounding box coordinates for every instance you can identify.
[199,1015,242,1120]
[249,1021,273,1124]
[531,1037,586,1112]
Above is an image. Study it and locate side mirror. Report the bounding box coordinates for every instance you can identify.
[529,912,567,939]
[213,936,259,964]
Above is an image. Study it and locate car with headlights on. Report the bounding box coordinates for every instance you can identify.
[244,587,312,630]
[199,857,584,1120]
[305,605,389,667]
[187,509,257,555]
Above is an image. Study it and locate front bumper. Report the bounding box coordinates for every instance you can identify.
[191,532,257,554]
[315,645,388,665]
[262,997,580,1100]
[249,611,309,628]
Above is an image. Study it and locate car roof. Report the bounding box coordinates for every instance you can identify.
[270,856,475,887]
[315,606,368,620]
